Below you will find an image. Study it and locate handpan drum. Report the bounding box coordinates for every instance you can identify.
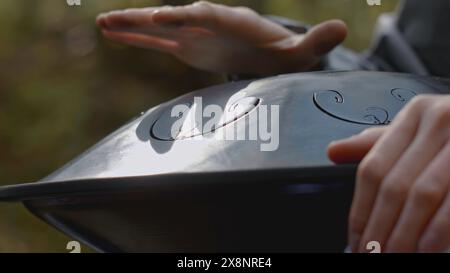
[1,71,449,252]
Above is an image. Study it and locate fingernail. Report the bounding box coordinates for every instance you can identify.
[96,14,107,28]
[349,233,361,252]
[152,10,163,23]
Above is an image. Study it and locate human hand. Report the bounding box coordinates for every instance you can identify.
[96,1,347,75]
[328,95,450,253]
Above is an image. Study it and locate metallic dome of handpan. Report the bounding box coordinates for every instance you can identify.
[1,71,449,252]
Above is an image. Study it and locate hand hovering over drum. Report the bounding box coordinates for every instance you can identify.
[328,95,450,253]
[96,1,347,75]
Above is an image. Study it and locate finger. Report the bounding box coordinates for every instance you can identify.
[151,1,223,27]
[387,140,450,252]
[101,29,179,53]
[151,1,272,38]
[291,19,347,68]
[348,96,431,252]
[96,13,108,28]
[327,126,387,164]
[97,8,178,39]
[419,189,450,253]
[98,7,217,41]
[97,8,160,30]
[359,105,449,252]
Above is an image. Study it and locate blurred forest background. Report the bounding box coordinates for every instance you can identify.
[0,0,398,252]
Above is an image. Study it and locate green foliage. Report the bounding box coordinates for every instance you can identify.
[0,0,397,252]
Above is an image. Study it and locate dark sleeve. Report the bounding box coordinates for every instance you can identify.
[397,0,450,77]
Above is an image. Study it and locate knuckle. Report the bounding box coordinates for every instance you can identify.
[194,0,212,7]
[158,5,174,11]
[427,103,450,129]
[386,236,410,252]
[398,119,419,134]
[425,216,450,241]
[407,95,432,111]
[235,6,257,15]
[194,1,218,24]
[411,184,442,206]
[380,181,409,201]
[357,156,385,186]
[436,215,450,231]
[192,1,212,13]
[360,126,384,136]
[171,45,184,56]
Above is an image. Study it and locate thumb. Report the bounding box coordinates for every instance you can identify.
[327,127,387,164]
[292,19,347,68]
[303,19,347,55]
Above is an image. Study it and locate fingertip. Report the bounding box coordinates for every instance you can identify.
[327,139,352,164]
[100,29,126,43]
[98,11,119,30]
[326,19,348,40]
[328,139,344,149]
[96,14,107,28]
[327,148,340,164]
[100,29,115,39]
[326,140,340,158]
[100,29,132,42]
[310,19,348,55]
[328,133,375,164]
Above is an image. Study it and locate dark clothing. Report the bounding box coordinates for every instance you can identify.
[340,0,450,77]
[230,0,450,81]
[397,0,450,77]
